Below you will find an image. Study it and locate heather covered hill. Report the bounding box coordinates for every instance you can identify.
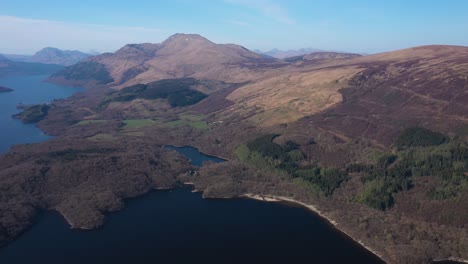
[47,35,468,148]
[223,45,468,146]
[306,45,468,146]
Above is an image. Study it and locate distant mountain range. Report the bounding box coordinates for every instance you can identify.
[254,48,325,59]
[253,48,362,59]
[283,51,361,63]
[0,53,63,77]
[2,47,93,66]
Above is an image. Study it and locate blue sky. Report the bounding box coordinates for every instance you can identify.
[1,0,468,54]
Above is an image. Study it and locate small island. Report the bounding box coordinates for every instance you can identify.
[0,86,13,93]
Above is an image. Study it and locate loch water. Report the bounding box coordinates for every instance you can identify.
[0,75,82,153]
[164,145,226,166]
[0,187,383,264]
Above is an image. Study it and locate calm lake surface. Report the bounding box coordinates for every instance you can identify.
[164,145,226,166]
[0,74,82,153]
[0,76,383,263]
[0,187,382,264]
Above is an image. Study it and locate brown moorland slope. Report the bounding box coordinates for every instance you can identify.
[222,45,468,146]
[306,45,468,146]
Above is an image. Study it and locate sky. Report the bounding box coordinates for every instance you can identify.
[1,0,468,54]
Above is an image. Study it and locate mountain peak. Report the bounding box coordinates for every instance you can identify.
[162,33,214,47]
[38,47,61,53]
[167,33,210,41]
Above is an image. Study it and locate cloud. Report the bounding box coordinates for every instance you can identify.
[0,16,166,54]
[225,0,294,25]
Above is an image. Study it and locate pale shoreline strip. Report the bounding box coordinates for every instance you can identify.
[241,193,468,264]
[240,193,388,263]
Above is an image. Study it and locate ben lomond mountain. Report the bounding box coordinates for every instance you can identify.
[48,34,468,143]
[50,33,280,88]
[49,34,468,148]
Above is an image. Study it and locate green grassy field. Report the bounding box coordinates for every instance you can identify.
[165,119,184,127]
[161,113,209,129]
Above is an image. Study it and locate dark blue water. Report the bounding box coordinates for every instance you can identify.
[0,75,82,153]
[164,145,226,166]
[0,188,382,264]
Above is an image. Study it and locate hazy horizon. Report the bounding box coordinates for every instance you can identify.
[1,0,468,54]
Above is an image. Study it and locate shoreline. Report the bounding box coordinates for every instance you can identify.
[241,194,468,264]
[17,186,468,264]
[433,258,468,264]
[241,193,388,263]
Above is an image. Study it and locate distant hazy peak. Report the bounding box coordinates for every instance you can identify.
[35,47,88,55]
[87,50,101,55]
[256,48,324,59]
[0,54,10,62]
[31,47,92,66]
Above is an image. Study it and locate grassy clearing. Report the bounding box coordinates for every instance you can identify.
[121,119,154,129]
[160,113,209,129]
[189,120,208,129]
[75,120,108,126]
[165,119,185,127]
